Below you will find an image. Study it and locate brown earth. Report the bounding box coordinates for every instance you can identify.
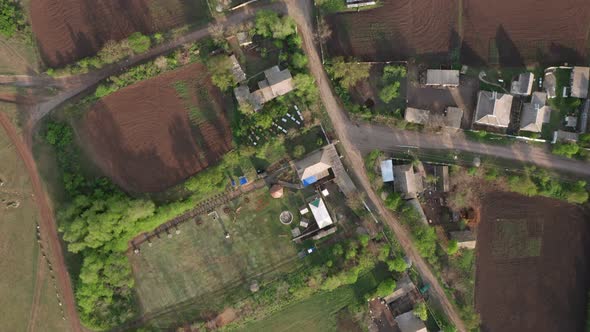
[29,0,210,67]
[462,0,590,66]
[79,62,232,193]
[325,0,459,62]
[476,192,590,332]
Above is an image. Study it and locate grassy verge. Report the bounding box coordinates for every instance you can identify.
[464,130,515,145]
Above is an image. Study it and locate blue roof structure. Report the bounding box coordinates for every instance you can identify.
[380,160,394,182]
[302,176,318,187]
[239,176,248,185]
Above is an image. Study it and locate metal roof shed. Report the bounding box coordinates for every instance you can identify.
[380,160,394,182]
[309,197,333,229]
[426,69,460,86]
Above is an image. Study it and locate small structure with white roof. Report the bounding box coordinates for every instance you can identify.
[380,159,394,183]
[308,197,333,229]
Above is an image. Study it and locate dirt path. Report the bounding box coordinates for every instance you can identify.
[26,253,46,332]
[284,0,468,330]
[0,113,82,332]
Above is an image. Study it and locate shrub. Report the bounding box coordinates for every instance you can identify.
[413,302,428,321]
[127,32,151,53]
[447,240,459,255]
[0,0,22,37]
[375,278,397,297]
[387,257,407,273]
[293,145,305,158]
[552,142,580,158]
[98,40,132,64]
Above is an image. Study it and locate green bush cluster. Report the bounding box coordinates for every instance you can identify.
[47,32,157,76]
[379,65,406,104]
[508,167,589,204]
[0,0,25,37]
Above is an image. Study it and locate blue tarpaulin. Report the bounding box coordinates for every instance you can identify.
[239,176,248,185]
[302,176,318,187]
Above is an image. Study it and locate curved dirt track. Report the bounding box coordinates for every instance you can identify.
[0,113,81,332]
[80,63,232,192]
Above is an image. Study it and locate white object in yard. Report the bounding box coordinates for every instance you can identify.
[295,120,301,125]
[300,220,309,228]
[278,125,283,130]
[253,142,257,146]
[321,188,329,197]
[282,118,287,123]
[300,207,309,215]
[294,105,300,112]
[282,128,288,134]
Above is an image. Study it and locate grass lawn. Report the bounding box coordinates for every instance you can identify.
[236,265,390,332]
[492,219,542,259]
[130,187,308,322]
[464,130,515,145]
[0,113,70,331]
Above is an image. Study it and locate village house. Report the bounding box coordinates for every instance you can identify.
[234,65,294,111]
[474,91,513,128]
[294,144,357,197]
[510,72,534,96]
[404,106,463,130]
[571,66,590,99]
[426,69,460,87]
[393,164,423,199]
[520,92,551,133]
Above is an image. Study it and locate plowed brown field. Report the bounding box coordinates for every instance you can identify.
[326,0,590,66]
[30,0,210,67]
[325,0,459,62]
[462,0,590,66]
[476,192,590,332]
[80,62,232,193]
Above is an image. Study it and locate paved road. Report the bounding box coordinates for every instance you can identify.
[284,0,468,330]
[348,122,590,178]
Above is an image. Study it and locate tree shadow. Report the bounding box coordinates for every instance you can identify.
[495,25,524,68]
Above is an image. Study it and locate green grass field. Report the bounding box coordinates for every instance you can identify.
[236,265,389,332]
[492,219,542,259]
[0,109,70,331]
[130,188,308,319]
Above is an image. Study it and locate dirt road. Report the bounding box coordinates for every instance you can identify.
[284,0,468,330]
[0,113,82,332]
[348,122,590,178]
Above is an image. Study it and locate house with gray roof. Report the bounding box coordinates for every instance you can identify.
[544,69,557,99]
[474,91,513,128]
[520,92,551,133]
[393,164,423,199]
[233,65,294,111]
[510,72,534,96]
[553,130,579,143]
[229,55,246,83]
[426,69,460,87]
[571,66,589,98]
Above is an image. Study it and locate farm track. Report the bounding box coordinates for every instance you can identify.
[0,113,81,332]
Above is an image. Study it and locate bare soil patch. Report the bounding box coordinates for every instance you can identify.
[30,0,211,67]
[461,0,590,66]
[79,62,232,193]
[476,192,590,332]
[325,0,459,62]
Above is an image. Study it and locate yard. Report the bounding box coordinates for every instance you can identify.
[129,187,308,326]
[237,265,389,332]
[0,110,71,332]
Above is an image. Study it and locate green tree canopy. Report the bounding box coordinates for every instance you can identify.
[255,10,297,40]
[375,278,397,297]
[127,32,151,53]
[447,239,459,255]
[387,256,408,273]
[413,302,428,321]
[328,57,371,89]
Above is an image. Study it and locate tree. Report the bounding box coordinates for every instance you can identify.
[255,10,296,40]
[328,57,371,89]
[206,56,236,91]
[127,32,151,53]
[0,0,21,37]
[379,65,406,103]
[375,278,397,297]
[293,145,305,158]
[413,302,428,321]
[387,257,407,272]
[447,240,459,255]
[293,74,319,104]
[291,52,308,69]
[332,244,344,257]
[379,81,400,103]
[358,234,370,247]
[552,142,580,158]
[208,23,226,45]
[98,40,132,64]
